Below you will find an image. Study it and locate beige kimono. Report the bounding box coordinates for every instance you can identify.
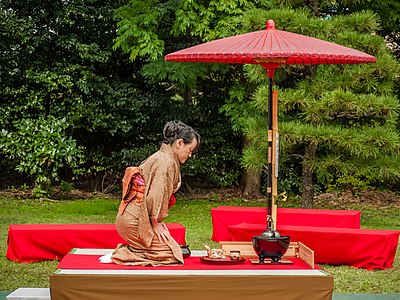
[111,143,184,266]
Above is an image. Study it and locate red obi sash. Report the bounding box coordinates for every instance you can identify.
[118,167,176,215]
[118,167,145,215]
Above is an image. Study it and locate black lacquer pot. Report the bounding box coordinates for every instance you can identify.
[252,230,291,263]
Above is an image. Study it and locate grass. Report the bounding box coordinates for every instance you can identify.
[0,194,399,294]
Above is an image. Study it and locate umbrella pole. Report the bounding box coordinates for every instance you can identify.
[271,90,279,230]
[267,76,273,231]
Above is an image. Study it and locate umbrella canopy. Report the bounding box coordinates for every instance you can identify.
[165,19,376,236]
[165,20,376,76]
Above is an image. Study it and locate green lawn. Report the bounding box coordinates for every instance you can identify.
[0,194,399,293]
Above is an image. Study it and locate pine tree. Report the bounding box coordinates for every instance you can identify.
[241,8,400,207]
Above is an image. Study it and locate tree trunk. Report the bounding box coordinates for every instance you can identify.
[242,168,262,197]
[306,0,320,17]
[241,135,262,197]
[301,141,317,208]
[88,171,104,191]
[182,87,192,106]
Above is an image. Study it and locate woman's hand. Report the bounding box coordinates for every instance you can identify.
[152,220,171,243]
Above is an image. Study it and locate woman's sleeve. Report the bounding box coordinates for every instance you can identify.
[145,160,177,222]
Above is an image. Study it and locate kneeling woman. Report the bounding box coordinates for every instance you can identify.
[111,121,200,266]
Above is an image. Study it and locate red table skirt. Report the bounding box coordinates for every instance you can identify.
[51,252,333,300]
[212,206,361,242]
[228,223,400,270]
[6,223,186,263]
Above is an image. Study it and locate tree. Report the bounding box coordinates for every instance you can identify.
[115,0,268,190]
[112,0,400,202]
[0,117,84,191]
[241,8,400,207]
[0,0,155,190]
[0,0,244,191]
[2,0,399,200]
[275,1,400,74]
[1,1,159,185]
[113,0,279,194]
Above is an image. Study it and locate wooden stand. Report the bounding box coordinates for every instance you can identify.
[219,241,315,269]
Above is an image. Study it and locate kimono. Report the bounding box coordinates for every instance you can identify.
[111,143,184,266]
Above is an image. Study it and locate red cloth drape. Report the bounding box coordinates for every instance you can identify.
[6,223,186,263]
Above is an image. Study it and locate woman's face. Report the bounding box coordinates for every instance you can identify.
[175,138,198,164]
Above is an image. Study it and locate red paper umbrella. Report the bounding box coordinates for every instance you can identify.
[165,20,375,75]
[165,20,376,240]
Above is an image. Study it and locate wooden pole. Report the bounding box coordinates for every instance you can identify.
[266,77,273,230]
[271,90,279,230]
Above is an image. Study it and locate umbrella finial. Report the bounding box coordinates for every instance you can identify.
[266,20,275,30]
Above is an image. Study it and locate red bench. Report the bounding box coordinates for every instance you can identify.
[6,223,186,263]
[212,206,361,242]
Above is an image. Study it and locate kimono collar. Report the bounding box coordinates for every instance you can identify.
[160,143,180,164]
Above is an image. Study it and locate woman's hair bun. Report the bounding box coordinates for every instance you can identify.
[163,120,200,152]
[163,120,182,144]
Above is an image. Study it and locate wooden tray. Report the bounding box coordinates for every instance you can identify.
[219,241,314,269]
[200,256,246,265]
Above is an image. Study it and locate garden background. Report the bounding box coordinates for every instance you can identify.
[1,0,400,296]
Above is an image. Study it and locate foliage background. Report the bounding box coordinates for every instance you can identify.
[1,0,400,202]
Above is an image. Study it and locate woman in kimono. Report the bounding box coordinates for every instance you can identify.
[101,121,200,266]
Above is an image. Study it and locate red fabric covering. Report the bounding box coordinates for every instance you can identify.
[212,206,361,242]
[57,253,319,270]
[228,223,400,270]
[6,223,186,263]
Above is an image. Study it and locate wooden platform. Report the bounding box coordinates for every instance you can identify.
[50,249,333,300]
